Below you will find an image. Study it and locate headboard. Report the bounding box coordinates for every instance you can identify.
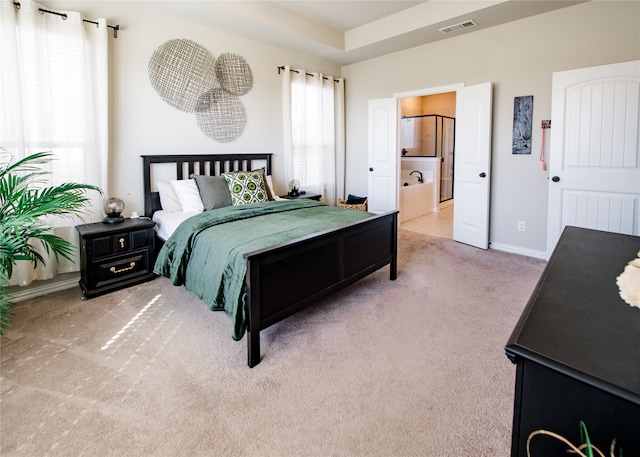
[141,153,273,217]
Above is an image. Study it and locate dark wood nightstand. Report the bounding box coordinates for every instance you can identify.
[76,218,156,298]
[279,192,322,201]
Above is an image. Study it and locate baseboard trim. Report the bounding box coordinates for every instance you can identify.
[10,276,79,303]
[489,242,547,260]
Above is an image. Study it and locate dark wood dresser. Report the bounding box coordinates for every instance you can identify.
[505,226,640,456]
[76,218,156,298]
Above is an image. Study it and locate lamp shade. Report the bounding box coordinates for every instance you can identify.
[288,179,300,196]
[103,197,125,224]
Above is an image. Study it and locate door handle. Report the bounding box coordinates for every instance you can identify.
[479,172,486,178]
[369,167,374,172]
[551,176,560,182]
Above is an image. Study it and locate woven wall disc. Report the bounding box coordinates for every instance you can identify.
[215,53,253,96]
[195,88,247,143]
[148,39,218,113]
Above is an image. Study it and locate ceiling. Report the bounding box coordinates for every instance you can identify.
[135,1,585,66]
[275,1,425,31]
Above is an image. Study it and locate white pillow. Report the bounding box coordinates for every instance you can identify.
[157,181,182,213]
[171,179,204,213]
[265,175,277,200]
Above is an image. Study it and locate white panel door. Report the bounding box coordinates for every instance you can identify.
[453,82,493,249]
[367,98,398,214]
[547,60,640,256]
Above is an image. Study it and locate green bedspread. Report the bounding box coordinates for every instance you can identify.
[153,199,373,340]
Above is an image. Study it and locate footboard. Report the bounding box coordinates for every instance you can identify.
[244,210,398,367]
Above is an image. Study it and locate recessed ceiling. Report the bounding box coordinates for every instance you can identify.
[275,1,424,31]
[114,1,587,65]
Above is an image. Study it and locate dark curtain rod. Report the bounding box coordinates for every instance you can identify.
[277,66,340,83]
[13,2,120,38]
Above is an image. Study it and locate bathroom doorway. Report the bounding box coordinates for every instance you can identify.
[369,82,491,247]
[398,91,456,238]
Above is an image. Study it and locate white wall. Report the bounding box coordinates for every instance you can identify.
[39,1,640,255]
[341,1,640,254]
[44,1,340,216]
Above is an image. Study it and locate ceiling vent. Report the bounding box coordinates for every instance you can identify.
[438,20,478,34]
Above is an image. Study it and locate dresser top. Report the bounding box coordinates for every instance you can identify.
[506,226,640,402]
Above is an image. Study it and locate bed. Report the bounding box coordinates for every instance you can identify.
[142,153,398,367]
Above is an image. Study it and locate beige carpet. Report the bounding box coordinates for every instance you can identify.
[0,230,545,456]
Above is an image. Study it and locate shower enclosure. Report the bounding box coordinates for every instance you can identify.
[400,114,455,203]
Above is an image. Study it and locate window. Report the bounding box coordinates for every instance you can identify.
[0,2,108,194]
[282,65,345,205]
[1,1,109,286]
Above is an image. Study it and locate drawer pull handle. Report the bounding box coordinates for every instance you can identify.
[110,262,135,274]
[119,238,125,249]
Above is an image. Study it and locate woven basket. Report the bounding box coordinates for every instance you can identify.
[338,198,368,211]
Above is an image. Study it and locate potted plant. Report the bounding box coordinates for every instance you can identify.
[0,151,102,335]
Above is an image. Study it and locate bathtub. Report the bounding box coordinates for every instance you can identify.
[399,172,434,223]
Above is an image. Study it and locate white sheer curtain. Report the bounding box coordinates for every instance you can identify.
[0,0,109,286]
[282,65,345,206]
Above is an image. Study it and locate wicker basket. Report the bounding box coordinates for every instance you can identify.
[338,198,368,212]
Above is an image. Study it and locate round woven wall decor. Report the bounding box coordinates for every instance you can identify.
[148,39,254,143]
[195,88,247,143]
[215,53,253,96]
[148,39,218,113]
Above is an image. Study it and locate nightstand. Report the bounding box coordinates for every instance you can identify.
[76,218,156,298]
[279,192,322,201]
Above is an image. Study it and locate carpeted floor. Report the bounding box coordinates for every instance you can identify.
[0,230,545,456]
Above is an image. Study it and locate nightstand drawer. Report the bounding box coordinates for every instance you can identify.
[113,233,130,252]
[90,229,153,257]
[94,251,150,288]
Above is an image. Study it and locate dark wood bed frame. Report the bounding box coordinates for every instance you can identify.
[142,153,398,367]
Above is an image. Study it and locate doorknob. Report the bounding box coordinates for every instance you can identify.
[369,167,374,172]
[479,172,486,178]
[552,176,560,182]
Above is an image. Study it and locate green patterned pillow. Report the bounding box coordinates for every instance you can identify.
[223,169,269,205]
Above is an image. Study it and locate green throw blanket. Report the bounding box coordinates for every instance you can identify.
[154,199,373,340]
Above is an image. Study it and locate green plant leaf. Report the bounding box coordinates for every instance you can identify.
[0,151,102,334]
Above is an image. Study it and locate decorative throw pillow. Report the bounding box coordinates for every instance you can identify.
[156,181,182,213]
[347,194,367,205]
[170,179,204,212]
[223,169,269,205]
[191,174,232,210]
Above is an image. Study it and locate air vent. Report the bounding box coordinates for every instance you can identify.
[438,20,478,34]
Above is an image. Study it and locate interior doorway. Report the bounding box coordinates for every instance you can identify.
[397,88,457,238]
[369,82,492,248]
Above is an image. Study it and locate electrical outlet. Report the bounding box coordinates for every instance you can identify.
[518,220,526,232]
